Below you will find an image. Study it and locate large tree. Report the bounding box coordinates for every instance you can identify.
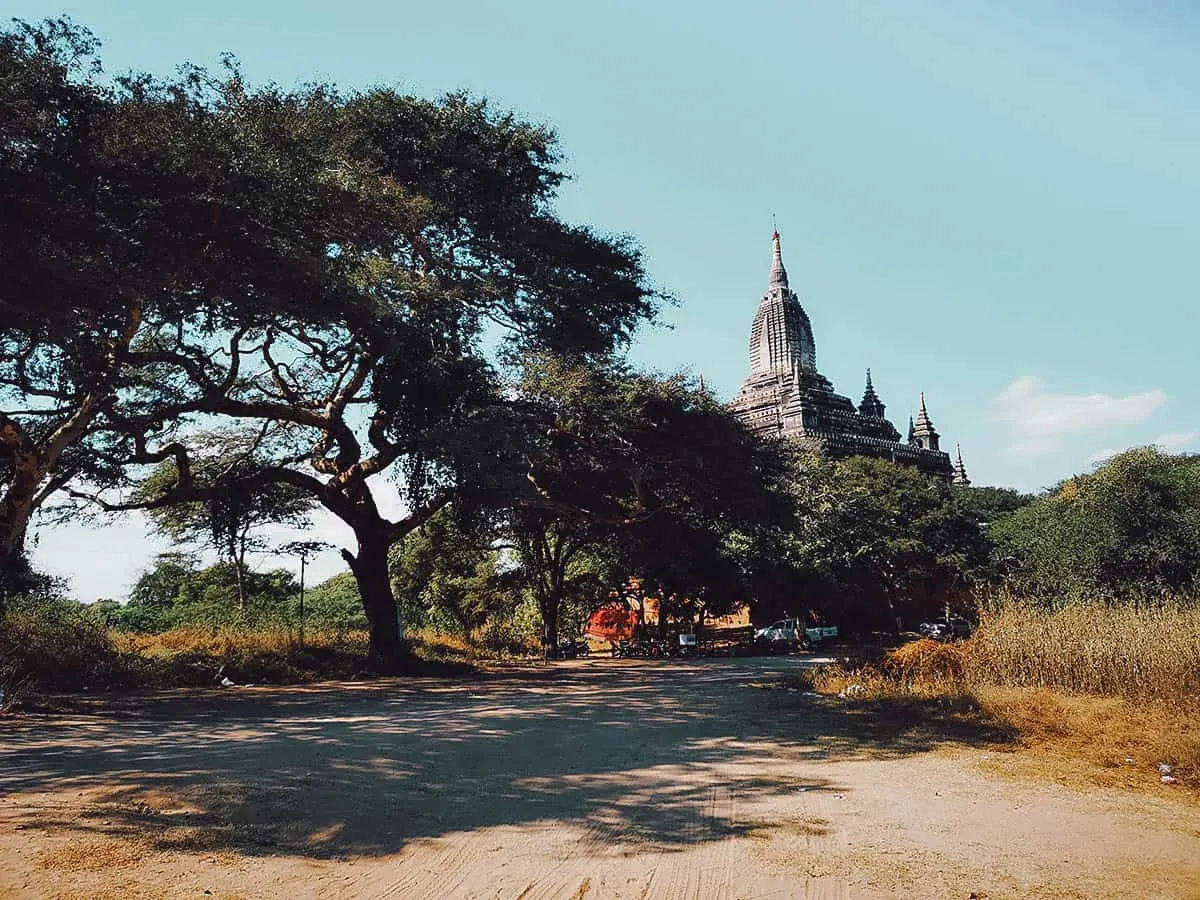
[135,431,316,609]
[0,19,377,599]
[53,67,661,671]
[767,452,993,633]
[991,448,1200,603]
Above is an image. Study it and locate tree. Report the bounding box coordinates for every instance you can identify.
[497,359,788,655]
[776,454,992,633]
[122,554,299,630]
[62,70,661,672]
[135,430,316,609]
[295,572,367,632]
[1,18,381,589]
[991,448,1200,603]
[0,18,122,584]
[389,507,501,634]
[125,551,197,627]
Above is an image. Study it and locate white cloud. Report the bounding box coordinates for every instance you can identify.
[990,376,1167,456]
[1084,447,1119,467]
[1084,431,1198,469]
[1153,431,1197,453]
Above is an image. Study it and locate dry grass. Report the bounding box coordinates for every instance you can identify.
[968,599,1200,700]
[975,686,1200,790]
[116,626,514,663]
[113,626,368,657]
[805,600,1200,797]
[2,621,483,710]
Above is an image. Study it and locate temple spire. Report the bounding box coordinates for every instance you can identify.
[769,229,789,289]
[859,368,886,419]
[911,392,941,452]
[952,442,971,486]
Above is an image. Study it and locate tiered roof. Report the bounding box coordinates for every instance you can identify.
[730,230,954,480]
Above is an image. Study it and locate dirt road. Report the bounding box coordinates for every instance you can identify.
[2,658,1197,899]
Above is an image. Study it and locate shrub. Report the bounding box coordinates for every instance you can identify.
[0,609,141,707]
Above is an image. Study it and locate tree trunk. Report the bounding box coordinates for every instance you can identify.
[539,590,560,659]
[347,533,406,674]
[0,425,44,577]
[234,547,247,613]
[0,504,31,600]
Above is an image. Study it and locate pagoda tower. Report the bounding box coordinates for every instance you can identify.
[951,443,971,486]
[859,369,887,419]
[910,393,941,452]
[729,229,954,480]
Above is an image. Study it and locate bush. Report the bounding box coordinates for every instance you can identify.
[884,638,966,684]
[0,609,141,706]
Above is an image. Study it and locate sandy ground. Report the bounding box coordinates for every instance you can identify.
[1,657,1198,900]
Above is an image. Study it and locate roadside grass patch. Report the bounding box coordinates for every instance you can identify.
[793,601,1200,797]
[1,617,481,710]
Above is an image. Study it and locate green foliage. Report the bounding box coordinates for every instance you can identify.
[497,357,786,651]
[760,452,993,633]
[120,555,298,631]
[0,548,67,615]
[296,572,367,631]
[136,430,315,562]
[389,507,527,636]
[992,448,1200,603]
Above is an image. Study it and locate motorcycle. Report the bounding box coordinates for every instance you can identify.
[611,638,661,659]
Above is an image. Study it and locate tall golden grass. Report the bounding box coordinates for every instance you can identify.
[809,599,1200,795]
[112,626,529,662]
[968,599,1200,700]
[1,620,488,709]
[113,626,369,658]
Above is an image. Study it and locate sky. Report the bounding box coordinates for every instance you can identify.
[12,0,1199,600]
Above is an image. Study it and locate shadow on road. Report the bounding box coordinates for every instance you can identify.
[0,658,1013,862]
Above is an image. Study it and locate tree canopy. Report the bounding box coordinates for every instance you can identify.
[1,19,665,667]
[991,448,1200,603]
[492,358,788,653]
[745,450,994,633]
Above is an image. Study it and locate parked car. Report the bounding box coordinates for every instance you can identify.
[805,624,839,644]
[754,618,838,653]
[918,617,972,640]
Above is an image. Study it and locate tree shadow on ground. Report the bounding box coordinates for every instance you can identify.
[0,659,1014,864]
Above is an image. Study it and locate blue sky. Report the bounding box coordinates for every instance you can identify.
[13,0,1199,599]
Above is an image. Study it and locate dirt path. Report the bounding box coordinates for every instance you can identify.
[2,658,1197,899]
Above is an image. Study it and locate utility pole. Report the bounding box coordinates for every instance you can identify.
[281,540,328,650]
[299,549,307,648]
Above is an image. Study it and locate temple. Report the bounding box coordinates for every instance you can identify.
[729,231,962,481]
